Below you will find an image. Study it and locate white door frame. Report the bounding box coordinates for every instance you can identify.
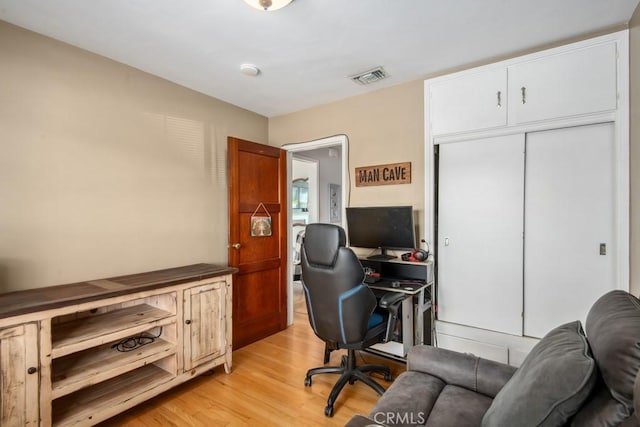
[292,156,320,225]
[283,134,349,325]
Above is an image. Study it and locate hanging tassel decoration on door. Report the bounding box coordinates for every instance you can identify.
[250,202,272,237]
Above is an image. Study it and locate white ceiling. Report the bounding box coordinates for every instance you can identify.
[1,0,639,117]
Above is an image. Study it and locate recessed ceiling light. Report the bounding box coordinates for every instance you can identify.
[240,63,260,77]
[243,0,294,11]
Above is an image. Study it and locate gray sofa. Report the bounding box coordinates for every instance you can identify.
[346,290,640,427]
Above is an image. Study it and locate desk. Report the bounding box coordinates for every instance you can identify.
[361,259,433,360]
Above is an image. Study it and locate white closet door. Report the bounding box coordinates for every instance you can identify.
[524,123,615,338]
[438,134,525,336]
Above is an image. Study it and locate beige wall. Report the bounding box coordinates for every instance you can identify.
[272,22,640,295]
[268,28,626,255]
[631,4,640,296]
[2,13,638,294]
[0,21,268,292]
[269,80,427,243]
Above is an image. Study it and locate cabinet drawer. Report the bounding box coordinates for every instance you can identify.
[508,42,617,124]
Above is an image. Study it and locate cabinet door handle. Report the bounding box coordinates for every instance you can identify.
[231,243,241,250]
[521,86,527,104]
[185,319,192,325]
[27,367,37,375]
[497,91,502,107]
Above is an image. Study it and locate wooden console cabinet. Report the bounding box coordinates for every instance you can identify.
[0,264,235,427]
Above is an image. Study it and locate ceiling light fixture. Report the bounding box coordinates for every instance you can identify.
[243,0,294,11]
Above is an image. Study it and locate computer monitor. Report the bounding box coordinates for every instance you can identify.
[345,206,416,260]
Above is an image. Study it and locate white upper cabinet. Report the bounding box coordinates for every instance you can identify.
[427,37,620,137]
[428,68,507,136]
[508,42,618,125]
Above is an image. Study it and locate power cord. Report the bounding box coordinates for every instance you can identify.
[111,327,163,352]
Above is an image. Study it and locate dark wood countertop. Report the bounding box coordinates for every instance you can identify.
[0,263,237,320]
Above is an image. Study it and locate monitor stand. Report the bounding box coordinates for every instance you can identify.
[367,248,396,261]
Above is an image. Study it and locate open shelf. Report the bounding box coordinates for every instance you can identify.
[51,336,176,399]
[52,363,175,427]
[52,304,175,358]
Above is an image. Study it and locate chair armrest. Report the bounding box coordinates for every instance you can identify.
[378,291,408,342]
[378,291,406,309]
[407,345,516,398]
[345,414,389,427]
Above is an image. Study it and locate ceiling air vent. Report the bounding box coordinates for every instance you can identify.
[350,67,388,85]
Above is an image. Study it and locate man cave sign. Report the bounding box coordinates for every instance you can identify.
[355,162,411,187]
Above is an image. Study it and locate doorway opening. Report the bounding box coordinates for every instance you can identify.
[284,135,349,325]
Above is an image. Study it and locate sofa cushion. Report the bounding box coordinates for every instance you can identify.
[368,372,491,427]
[570,290,640,425]
[425,385,493,427]
[482,321,596,427]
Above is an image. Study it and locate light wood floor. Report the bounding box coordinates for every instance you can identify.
[99,283,405,426]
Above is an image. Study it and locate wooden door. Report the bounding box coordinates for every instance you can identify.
[228,137,287,349]
[524,123,616,338]
[0,323,39,427]
[437,134,525,335]
[183,281,226,370]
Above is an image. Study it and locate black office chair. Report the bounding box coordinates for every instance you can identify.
[300,223,404,417]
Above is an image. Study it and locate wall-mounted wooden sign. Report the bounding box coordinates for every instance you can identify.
[355,162,411,187]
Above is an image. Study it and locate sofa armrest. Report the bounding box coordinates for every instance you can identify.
[345,414,388,427]
[407,345,516,398]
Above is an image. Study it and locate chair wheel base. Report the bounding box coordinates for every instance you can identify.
[306,348,389,417]
[324,405,334,417]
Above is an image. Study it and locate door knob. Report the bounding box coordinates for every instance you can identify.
[231,243,241,249]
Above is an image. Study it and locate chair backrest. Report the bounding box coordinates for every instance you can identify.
[300,223,377,346]
[571,290,640,425]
